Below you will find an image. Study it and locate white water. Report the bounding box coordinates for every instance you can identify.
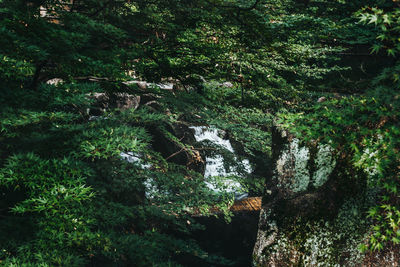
[120,126,252,201]
[190,127,235,154]
[120,152,152,169]
[120,152,156,198]
[189,126,251,200]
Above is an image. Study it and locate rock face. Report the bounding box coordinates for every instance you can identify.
[252,124,376,266]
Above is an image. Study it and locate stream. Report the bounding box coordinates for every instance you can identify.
[121,125,260,266]
[189,126,252,201]
[188,126,259,266]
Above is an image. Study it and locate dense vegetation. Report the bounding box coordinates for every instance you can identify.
[0,0,399,266]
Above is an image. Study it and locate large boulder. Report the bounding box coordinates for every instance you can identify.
[252,123,373,266]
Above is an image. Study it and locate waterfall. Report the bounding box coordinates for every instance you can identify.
[190,126,251,200]
[120,126,252,200]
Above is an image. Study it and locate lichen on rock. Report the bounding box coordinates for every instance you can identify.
[312,144,336,188]
[276,138,311,193]
[254,192,377,267]
[252,124,377,266]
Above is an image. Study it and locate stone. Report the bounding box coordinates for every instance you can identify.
[123,80,174,91]
[114,93,140,111]
[46,78,64,85]
[252,122,399,266]
[86,92,109,116]
[123,80,148,89]
[270,125,337,198]
[86,92,140,115]
[222,81,234,88]
[252,123,355,266]
[312,144,336,188]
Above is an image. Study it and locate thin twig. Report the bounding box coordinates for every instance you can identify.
[166,148,185,160]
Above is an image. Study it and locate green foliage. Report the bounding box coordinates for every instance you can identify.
[0,154,100,266]
[1,0,399,265]
[0,81,237,265]
[279,1,400,252]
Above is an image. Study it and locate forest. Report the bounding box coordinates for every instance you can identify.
[0,0,399,266]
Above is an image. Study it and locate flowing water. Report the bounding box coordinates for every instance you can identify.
[120,126,252,200]
[121,127,257,266]
[189,126,252,200]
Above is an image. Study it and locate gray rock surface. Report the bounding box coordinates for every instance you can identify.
[252,123,363,266]
[87,92,140,116]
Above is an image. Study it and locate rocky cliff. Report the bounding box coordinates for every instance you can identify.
[252,123,399,266]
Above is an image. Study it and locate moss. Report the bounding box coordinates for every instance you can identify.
[260,191,378,266]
